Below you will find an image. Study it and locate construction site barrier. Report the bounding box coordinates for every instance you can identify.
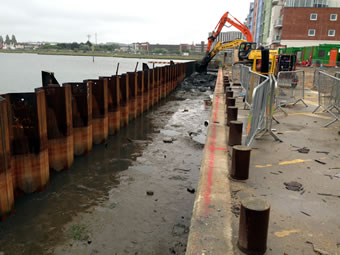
[5,92,49,194]
[0,62,193,220]
[0,97,14,220]
[64,82,93,156]
[276,70,307,112]
[313,71,340,127]
[36,86,74,171]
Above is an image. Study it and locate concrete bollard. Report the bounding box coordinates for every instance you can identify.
[227,106,238,126]
[6,91,49,194]
[64,82,93,156]
[0,97,14,220]
[118,74,129,127]
[238,197,270,255]
[226,97,236,107]
[226,90,234,99]
[85,79,108,144]
[231,145,251,180]
[137,71,144,115]
[100,76,120,135]
[36,86,74,171]
[127,72,138,121]
[228,121,243,146]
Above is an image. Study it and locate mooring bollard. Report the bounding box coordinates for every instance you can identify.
[228,121,243,146]
[238,197,270,255]
[226,90,234,99]
[226,97,236,107]
[227,106,238,126]
[231,145,251,180]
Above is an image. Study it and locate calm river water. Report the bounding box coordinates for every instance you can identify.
[0,53,188,94]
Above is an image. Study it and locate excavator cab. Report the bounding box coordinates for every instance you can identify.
[238,42,257,61]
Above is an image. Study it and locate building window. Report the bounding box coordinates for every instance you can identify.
[330,14,337,21]
[308,29,316,36]
[310,13,318,20]
[328,29,336,36]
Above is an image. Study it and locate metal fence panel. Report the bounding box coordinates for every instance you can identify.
[313,71,340,127]
[245,72,271,146]
[276,70,307,108]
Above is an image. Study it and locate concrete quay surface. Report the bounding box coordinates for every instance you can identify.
[186,68,340,255]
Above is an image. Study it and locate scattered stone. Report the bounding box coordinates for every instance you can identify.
[187,187,196,193]
[183,109,189,112]
[146,190,154,196]
[108,202,117,209]
[172,223,188,236]
[87,240,92,244]
[297,147,310,154]
[284,181,303,191]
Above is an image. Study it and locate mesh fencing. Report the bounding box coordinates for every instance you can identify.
[313,71,340,127]
[276,70,307,108]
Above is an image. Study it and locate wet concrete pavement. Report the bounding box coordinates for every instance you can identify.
[229,88,340,254]
[0,80,214,255]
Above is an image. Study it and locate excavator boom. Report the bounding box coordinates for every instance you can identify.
[206,12,253,53]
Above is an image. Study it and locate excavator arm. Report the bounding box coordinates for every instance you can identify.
[196,39,245,73]
[206,12,253,53]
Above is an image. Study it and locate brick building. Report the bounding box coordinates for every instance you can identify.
[280,5,340,47]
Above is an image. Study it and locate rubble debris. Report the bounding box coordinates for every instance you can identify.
[231,204,240,217]
[146,190,154,196]
[284,181,303,191]
[297,147,310,154]
[315,160,326,165]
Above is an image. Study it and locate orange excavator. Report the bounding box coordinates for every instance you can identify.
[196,12,255,72]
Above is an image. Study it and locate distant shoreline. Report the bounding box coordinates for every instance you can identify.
[0,49,202,61]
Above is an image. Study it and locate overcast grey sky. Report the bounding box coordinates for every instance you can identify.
[0,0,252,44]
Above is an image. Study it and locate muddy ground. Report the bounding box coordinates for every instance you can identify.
[0,73,216,255]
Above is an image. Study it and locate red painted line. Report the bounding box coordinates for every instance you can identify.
[206,147,227,151]
[203,70,223,216]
